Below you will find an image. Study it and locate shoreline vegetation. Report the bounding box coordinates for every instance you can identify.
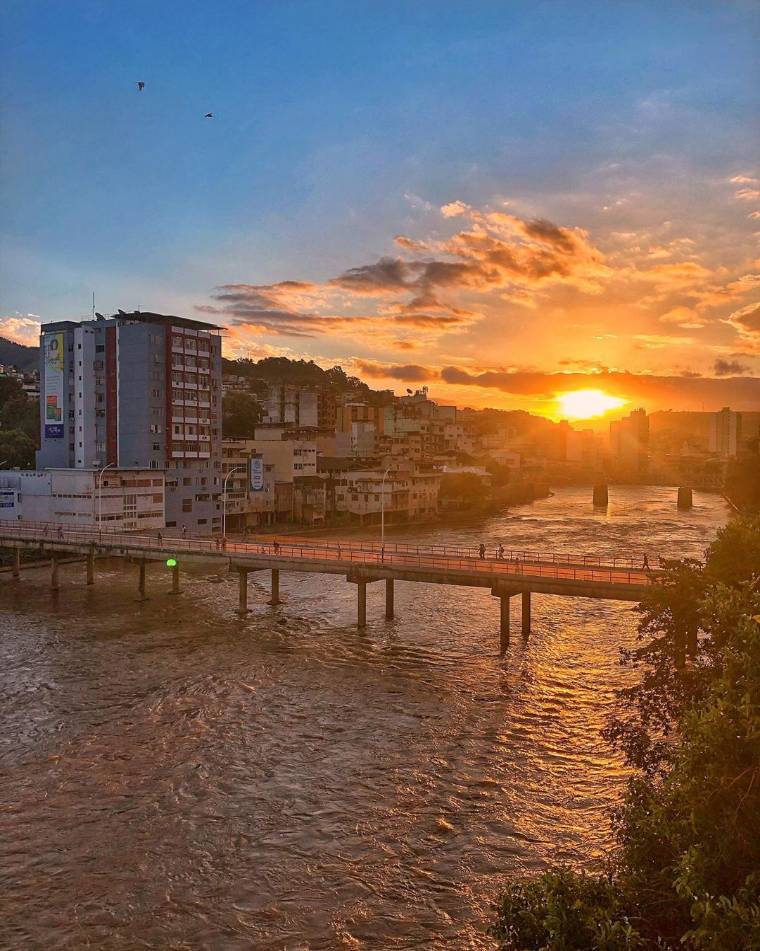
[490,509,760,948]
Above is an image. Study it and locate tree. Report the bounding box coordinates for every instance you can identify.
[0,429,36,468]
[222,392,262,438]
[491,515,760,949]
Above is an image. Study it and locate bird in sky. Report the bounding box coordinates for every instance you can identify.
[204,112,213,118]
[136,81,145,91]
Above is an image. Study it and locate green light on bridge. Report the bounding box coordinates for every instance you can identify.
[166,557,177,568]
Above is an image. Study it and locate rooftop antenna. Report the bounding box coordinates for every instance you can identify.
[92,291,95,319]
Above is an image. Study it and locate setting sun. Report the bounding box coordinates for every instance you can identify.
[556,389,627,420]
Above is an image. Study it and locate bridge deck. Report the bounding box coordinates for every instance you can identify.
[0,522,654,601]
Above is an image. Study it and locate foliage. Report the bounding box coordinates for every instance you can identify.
[491,867,644,950]
[439,471,490,506]
[0,376,38,467]
[222,392,262,438]
[491,515,760,949]
[221,356,386,401]
[724,454,760,512]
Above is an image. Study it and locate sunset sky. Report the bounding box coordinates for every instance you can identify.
[1,1,758,417]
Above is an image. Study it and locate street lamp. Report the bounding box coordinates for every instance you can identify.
[222,466,245,539]
[96,462,116,533]
[380,467,391,545]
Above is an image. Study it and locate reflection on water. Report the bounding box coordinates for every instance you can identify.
[0,487,728,949]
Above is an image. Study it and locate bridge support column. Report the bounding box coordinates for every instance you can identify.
[12,548,20,580]
[521,591,531,637]
[499,594,511,653]
[86,548,95,585]
[170,564,180,595]
[268,568,281,606]
[357,580,367,628]
[137,559,147,601]
[50,554,59,592]
[385,578,394,619]
[238,568,249,615]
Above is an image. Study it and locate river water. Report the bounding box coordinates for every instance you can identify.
[0,486,729,950]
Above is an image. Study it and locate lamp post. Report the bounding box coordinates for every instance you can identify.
[96,462,116,534]
[380,467,391,545]
[222,466,245,539]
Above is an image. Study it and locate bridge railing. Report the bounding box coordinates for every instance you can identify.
[0,520,652,587]
[260,534,651,570]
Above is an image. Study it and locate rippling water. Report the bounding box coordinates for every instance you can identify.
[0,486,729,949]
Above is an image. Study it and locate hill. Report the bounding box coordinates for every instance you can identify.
[0,336,39,372]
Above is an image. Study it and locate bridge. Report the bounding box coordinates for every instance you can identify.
[0,521,656,652]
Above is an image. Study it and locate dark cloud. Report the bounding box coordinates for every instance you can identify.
[201,205,611,341]
[439,366,760,409]
[355,360,437,382]
[331,257,412,293]
[714,358,750,376]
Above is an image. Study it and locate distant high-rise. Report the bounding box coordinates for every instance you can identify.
[610,408,649,474]
[709,407,742,458]
[37,311,223,533]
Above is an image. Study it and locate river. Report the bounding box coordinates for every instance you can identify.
[0,486,730,950]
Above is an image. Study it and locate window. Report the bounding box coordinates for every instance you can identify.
[182,499,193,512]
[166,521,176,528]
[152,442,160,451]
[150,460,160,470]
[197,518,207,525]
[96,344,105,353]
[183,477,192,486]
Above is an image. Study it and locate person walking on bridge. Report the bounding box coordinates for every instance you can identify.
[642,553,650,571]
[497,544,504,560]
[478,543,486,559]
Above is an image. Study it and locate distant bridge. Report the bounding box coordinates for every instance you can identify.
[0,521,657,651]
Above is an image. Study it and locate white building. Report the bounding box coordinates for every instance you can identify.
[0,468,165,531]
[709,407,742,457]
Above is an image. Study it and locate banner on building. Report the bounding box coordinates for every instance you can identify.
[249,455,264,491]
[43,332,65,438]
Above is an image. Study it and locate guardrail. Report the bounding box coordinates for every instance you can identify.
[0,521,654,587]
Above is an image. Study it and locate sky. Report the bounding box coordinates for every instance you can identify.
[1,0,759,418]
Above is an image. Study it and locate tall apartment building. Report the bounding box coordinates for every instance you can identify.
[709,407,742,458]
[609,408,649,475]
[263,384,336,429]
[37,311,223,533]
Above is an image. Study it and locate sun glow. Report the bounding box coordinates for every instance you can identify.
[556,389,626,419]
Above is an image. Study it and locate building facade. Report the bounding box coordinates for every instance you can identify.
[37,311,223,533]
[709,407,742,458]
[0,468,165,530]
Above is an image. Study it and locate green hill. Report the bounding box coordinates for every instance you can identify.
[0,336,39,372]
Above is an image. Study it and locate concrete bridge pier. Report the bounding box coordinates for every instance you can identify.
[268,568,281,606]
[385,578,394,619]
[677,486,693,510]
[238,568,249,615]
[137,559,147,601]
[522,591,531,637]
[86,547,95,585]
[50,553,59,591]
[170,563,181,595]
[12,548,20,580]
[357,579,367,628]
[499,593,512,653]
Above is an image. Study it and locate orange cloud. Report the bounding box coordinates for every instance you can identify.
[0,315,41,346]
